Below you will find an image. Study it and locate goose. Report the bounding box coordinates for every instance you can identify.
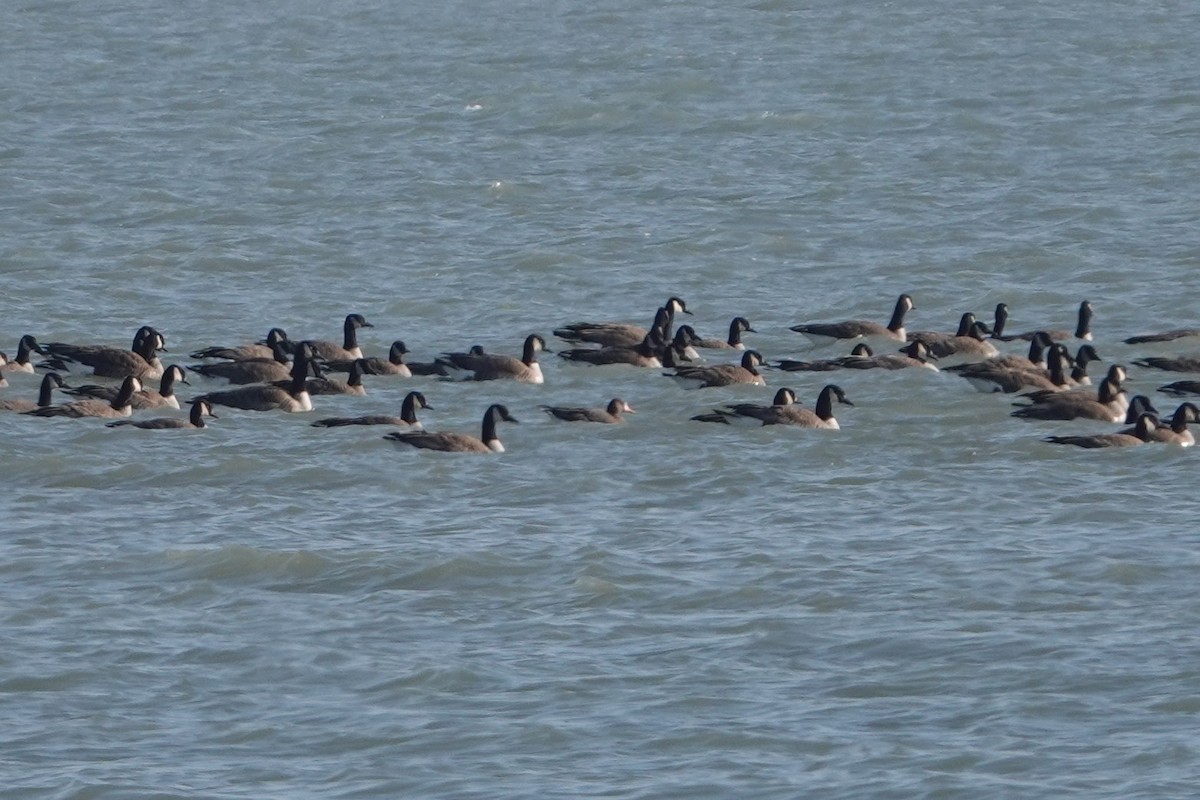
[774,344,872,372]
[977,345,1074,394]
[0,367,6,389]
[698,385,853,429]
[970,331,1056,371]
[0,372,68,412]
[693,317,755,350]
[1117,402,1197,446]
[907,312,979,347]
[1123,395,1160,424]
[106,399,218,430]
[554,306,670,350]
[992,301,1093,342]
[790,293,913,346]
[305,314,373,362]
[667,350,766,388]
[843,341,939,371]
[311,390,432,428]
[43,326,166,379]
[944,334,1062,393]
[753,384,853,429]
[189,328,291,361]
[324,340,413,377]
[1159,380,1200,397]
[554,297,691,348]
[63,364,190,410]
[1017,365,1128,410]
[3,335,48,373]
[26,376,142,418]
[1010,377,1127,422]
[195,345,318,413]
[540,397,634,423]
[437,334,548,383]
[1124,326,1200,345]
[384,403,518,453]
[692,387,798,425]
[558,334,662,368]
[403,345,481,377]
[278,358,370,396]
[924,321,998,362]
[659,325,702,362]
[1042,413,1157,448]
[187,339,294,384]
[1067,345,1102,387]
[1131,354,1200,373]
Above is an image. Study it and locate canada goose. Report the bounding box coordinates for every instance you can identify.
[945,334,1062,393]
[1067,345,1102,386]
[843,341,939,371]
[311,390,432,428]
[43,326,166,379]
[26,376,142,418]
[1124,327,1200,345]
[558,334,662,368]
[986,346,1091,396]
[437,334,548,383]
[774,344,872,372]
[189,328,291,361]
[925,321,998,362]
[757,384,853,429]
[63,364,190,410]
[554,297,691,348]
[404,345,482,377]
[1131,354,1200,373]
[0,372,68,412]
[540,397,634,423]
[0,367,6,389]
[384,403,518,453]
[1118,402,1197,446]
[1123,395,1160,424]
[555,306,669,350]
[106,398,218,430]
[325,340,413,377]
[667,350,766,388]
[693,317,755,350]
[1018,365,1128,409]
[195,344,318,413]
[187,339,294,384]
[285,358,370,396]
[907,312,979,347]
[1042,413,1157,448]
[993,301,1093,342]
[1010,377,1127,422]
[3,335,47,373]
[790,293,913,345]
[305,314,373,362]
[692,387,798,425]
[659,325,702,361]
[1159,380,1200,397]
[972,331,1056,371]
[697,385,853,429]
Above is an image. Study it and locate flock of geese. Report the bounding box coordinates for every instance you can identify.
[3,294,1200,452]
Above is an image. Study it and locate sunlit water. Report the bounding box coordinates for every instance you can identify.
[3,1,1200,797]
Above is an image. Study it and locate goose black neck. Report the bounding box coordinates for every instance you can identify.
[189,401,208,427]
[38,374,60,407]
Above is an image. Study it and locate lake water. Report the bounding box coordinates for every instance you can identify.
[3,1,1200,797]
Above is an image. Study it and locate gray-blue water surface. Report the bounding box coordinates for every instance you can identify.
[3,1,1200,797]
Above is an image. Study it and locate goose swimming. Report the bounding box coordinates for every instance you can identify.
[384,403,518,453]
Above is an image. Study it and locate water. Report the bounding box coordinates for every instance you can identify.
[3,1,1200,797]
